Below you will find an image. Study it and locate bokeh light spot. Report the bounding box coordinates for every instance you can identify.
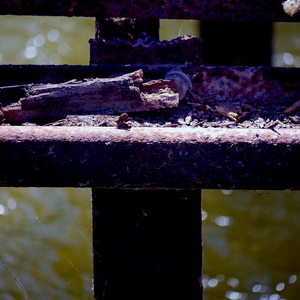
[24,46,37,59]
[283,52,294,65]
[215,215,232,227]
[33,34,46,47]
[0,204,7,215]
[7,198,17,210]
[47,29,60,42]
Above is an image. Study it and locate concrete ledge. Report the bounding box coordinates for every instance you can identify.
[0,126,299,189]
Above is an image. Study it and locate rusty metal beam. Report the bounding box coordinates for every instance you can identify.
[0,126,300,190]
[0,0,299,22]
[1,65,300,108]
[89,36,202,65]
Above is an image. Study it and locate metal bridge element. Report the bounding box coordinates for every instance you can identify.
[1,1,300,299]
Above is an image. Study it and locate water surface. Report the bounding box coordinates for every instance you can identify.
[0,188,93,300]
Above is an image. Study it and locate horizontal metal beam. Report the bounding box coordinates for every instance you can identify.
[2,65,300,106]
[89,37,202,65]
[0,0,299,22]
[0,126,300,190]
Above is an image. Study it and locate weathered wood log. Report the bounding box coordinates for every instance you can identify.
[0,69,179,124]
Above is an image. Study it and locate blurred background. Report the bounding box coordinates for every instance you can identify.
[1,17,299,67]
[1,16,300,299]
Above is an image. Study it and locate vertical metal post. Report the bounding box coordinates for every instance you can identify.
[95,17,160,40]
[201,21,273,66]
[92,189,202,300]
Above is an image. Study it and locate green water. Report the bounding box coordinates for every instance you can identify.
[1,189,300,299]
[1,16,300,299]
[0,188,93,300]
[1,16,300,67]
[203,190,300,300]
[0,16,94,65]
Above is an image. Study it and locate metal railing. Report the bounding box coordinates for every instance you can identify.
[1,1,300,299]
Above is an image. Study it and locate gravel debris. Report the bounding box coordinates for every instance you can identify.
[3,94,300,129]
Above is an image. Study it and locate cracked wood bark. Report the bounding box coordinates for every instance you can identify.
[0,69,179,124]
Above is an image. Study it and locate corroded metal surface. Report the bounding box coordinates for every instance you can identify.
[1,0,299,21]
[95,18,160,40]
[1,65,300,108]
[190,66,300,107]
[0,126,300,189]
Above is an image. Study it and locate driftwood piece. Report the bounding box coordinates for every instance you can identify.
[0,69,179,124]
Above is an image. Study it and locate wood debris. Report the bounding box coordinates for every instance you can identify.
[289,115,300,124]
[215,103,241,121]
[0,69,180,124]
[284,100,300,115]
[115,113,132,128]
